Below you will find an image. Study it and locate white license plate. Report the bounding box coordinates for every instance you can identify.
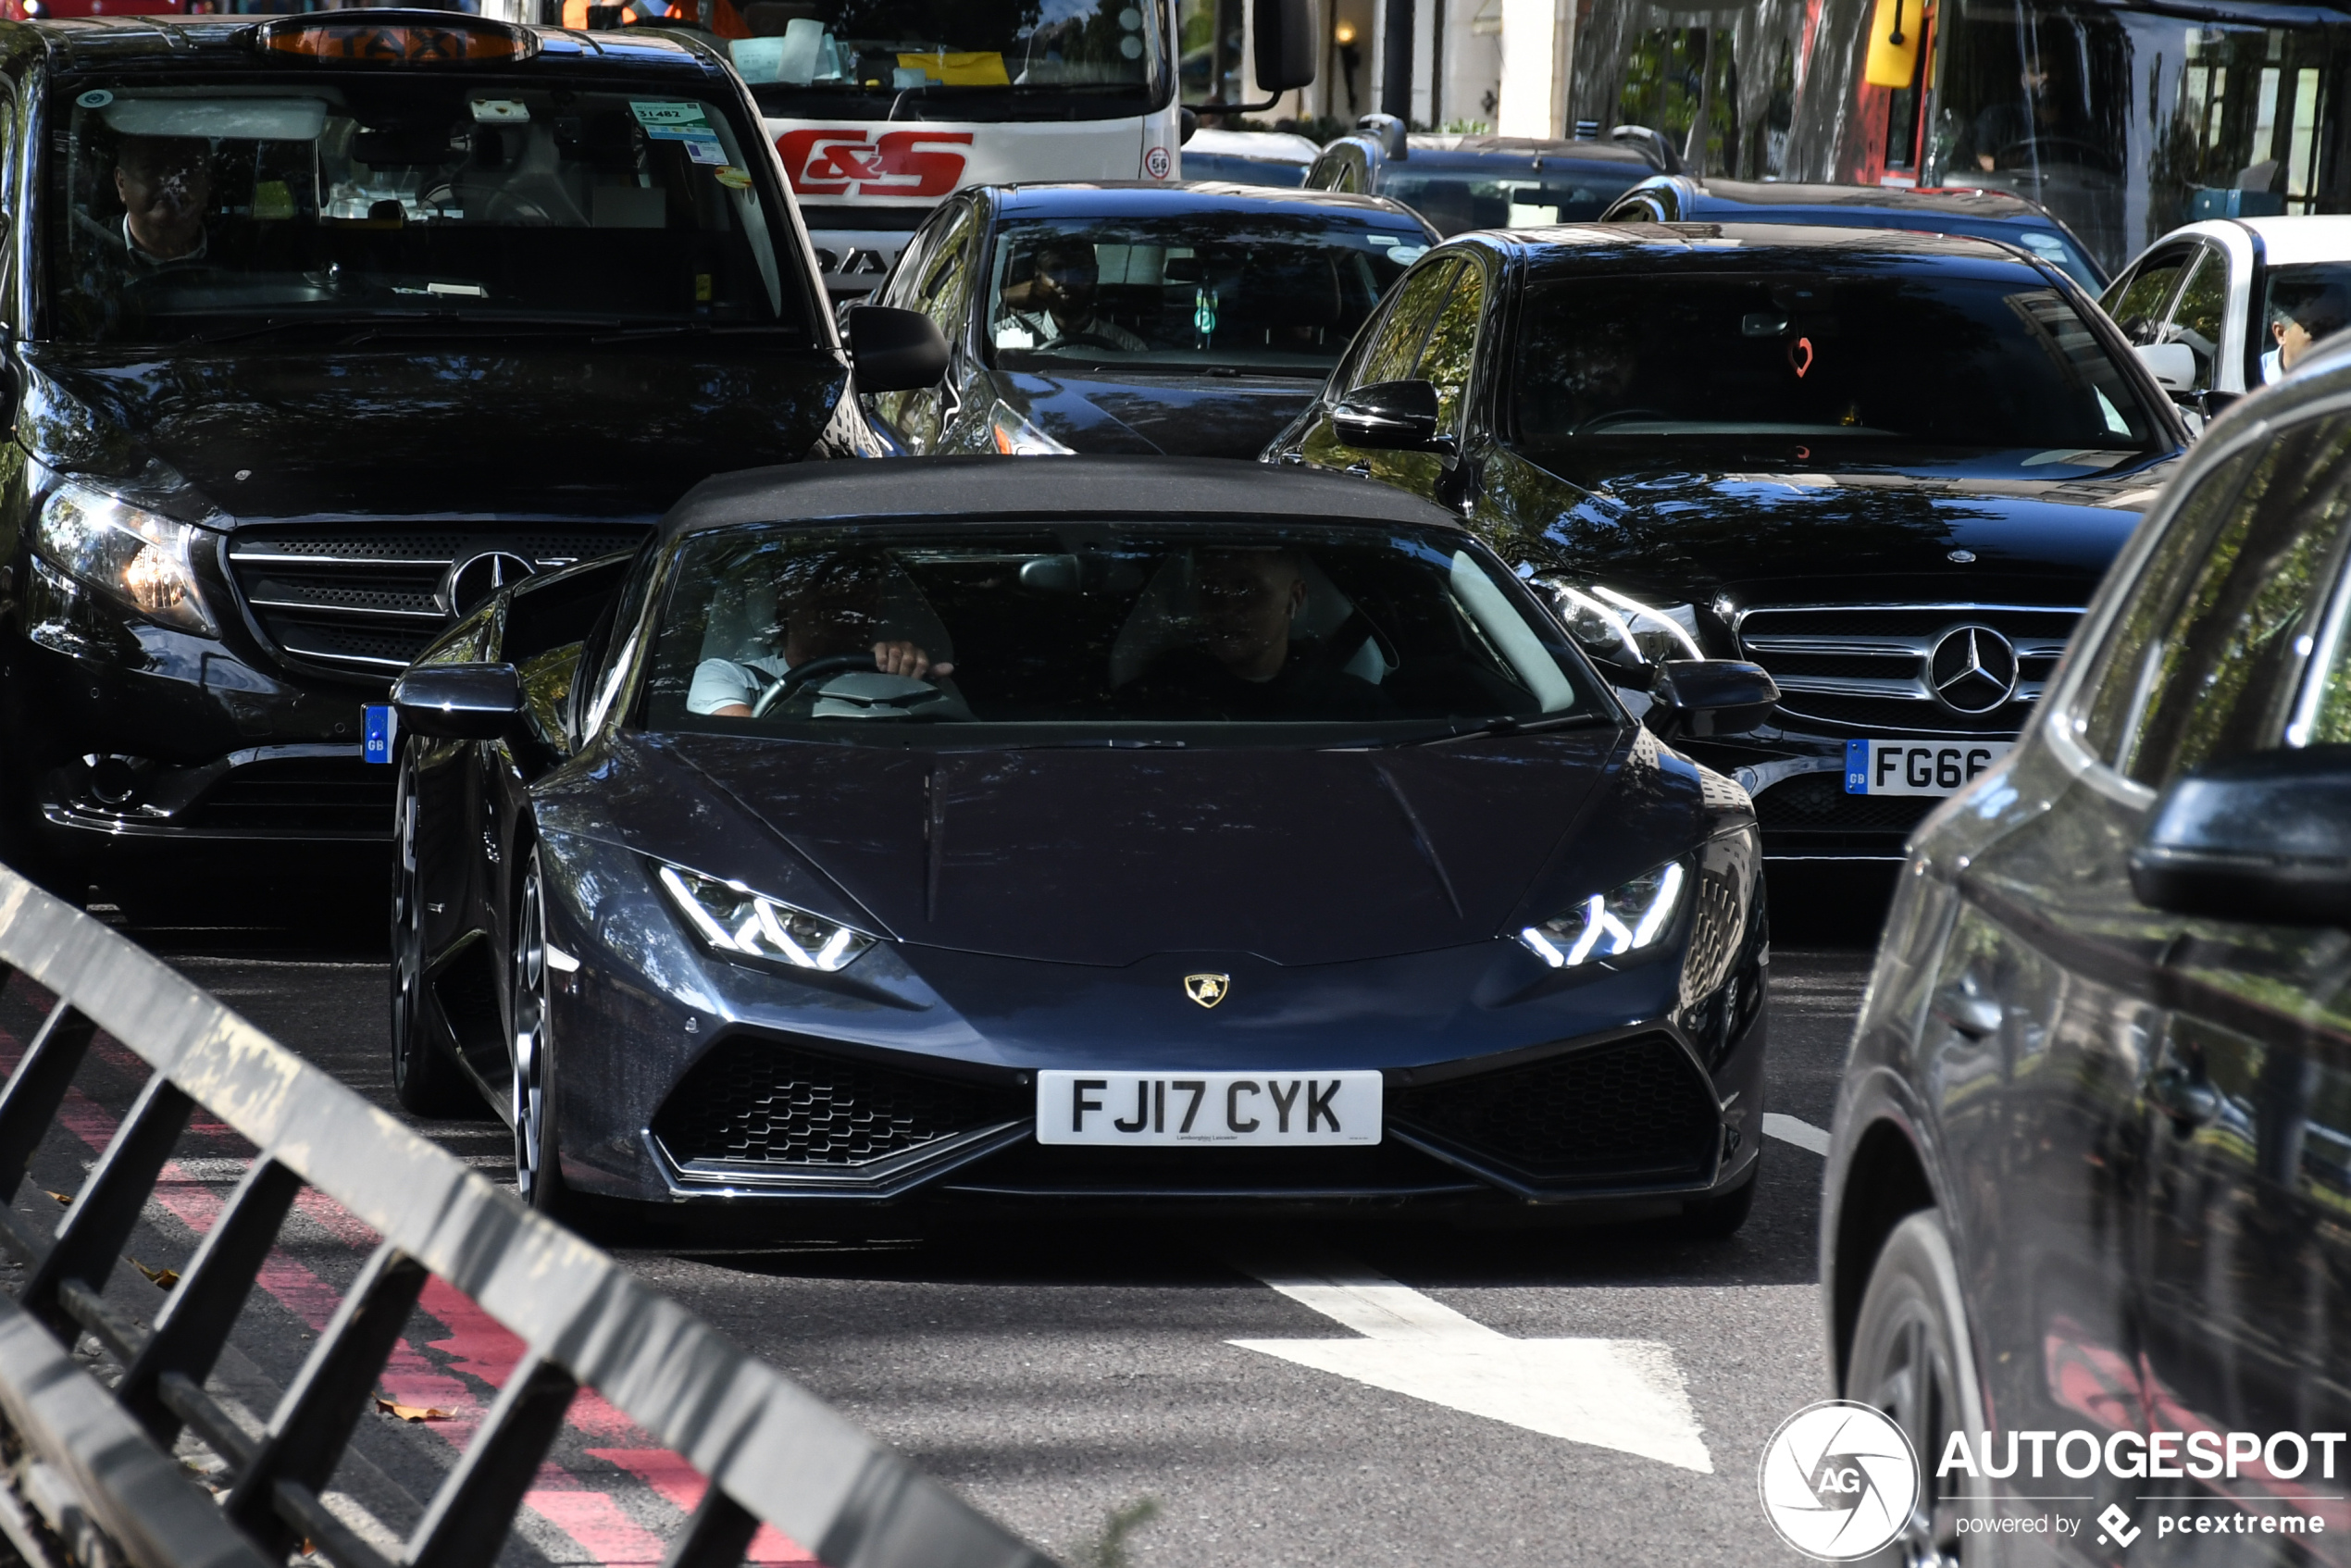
[1844,739,2012,797]
[1036,1070,1382,1147]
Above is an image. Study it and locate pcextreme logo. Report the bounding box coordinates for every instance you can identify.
[1758,1400,1921,1561]
[776,130,973,197]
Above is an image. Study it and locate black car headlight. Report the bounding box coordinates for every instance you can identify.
[1534,579,1701,668]
[655,862,876,973]
[30,479,218,637]
[1518,860,1686,968]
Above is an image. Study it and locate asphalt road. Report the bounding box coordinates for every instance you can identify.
[43,868,1883,1568]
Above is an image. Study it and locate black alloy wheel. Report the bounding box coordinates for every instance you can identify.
[390,759,473,1116]
[1847,1210,1989,1566]
[510,843,567,1215]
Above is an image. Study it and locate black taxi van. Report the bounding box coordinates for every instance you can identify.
[0,9,938,893]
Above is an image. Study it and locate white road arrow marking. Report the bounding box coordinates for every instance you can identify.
[1229,1263,1714,1473]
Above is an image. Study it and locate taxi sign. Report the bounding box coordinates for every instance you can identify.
[255,14,541,65]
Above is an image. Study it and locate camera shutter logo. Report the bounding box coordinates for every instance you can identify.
[1757,1400,1920,1561]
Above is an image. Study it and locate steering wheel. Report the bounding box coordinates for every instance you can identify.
[749,653,880,718]
[1575,408,1674,433]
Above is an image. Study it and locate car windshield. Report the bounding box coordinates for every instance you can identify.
[1511,269,2163,448]
[642,520,1598,740]
[728,0,1162,121]
[985,215,1426,376]
[1381,165,1636,235]
[45,76,800,345]
[2259,262,2351,385]
[1180,153,1311,188]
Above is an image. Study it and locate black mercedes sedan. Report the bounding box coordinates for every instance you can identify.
[1820,335,2351,1561]
[0,9,939,897]
[1264,223,2190,861]
[856,181,1435,460]
[387,459,1774,1229]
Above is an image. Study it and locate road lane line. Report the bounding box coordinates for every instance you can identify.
[1232,1260,1714,1473]
[1762,1113,1832,1155]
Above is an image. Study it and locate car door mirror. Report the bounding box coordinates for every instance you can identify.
[847,305,951,393]
[2130,747,2351,925]
[1648,660,1779,738]
[392,663,523,740]
[2134,342,2197,393]
[1252,0,1315,92]
[1357,112,1409,160]
[1334,380,1450,452]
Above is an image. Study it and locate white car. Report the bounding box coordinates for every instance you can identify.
[2102,215,2351,425]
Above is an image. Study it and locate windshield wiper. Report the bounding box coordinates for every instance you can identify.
[1397,713,1608,748]
[186,312,636,347]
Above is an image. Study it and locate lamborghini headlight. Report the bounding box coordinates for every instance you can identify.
[1533,579,1701,669]
[1518,861,1686,968]
[31,480,218,636]
[989,402,1075,455]
[656,863,876,973]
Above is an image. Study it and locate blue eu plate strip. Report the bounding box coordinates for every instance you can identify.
[363,705,396,765]
[1845,738,1870,795]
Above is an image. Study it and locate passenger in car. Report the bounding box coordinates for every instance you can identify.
[1121,548,1390,717]
[689,555,952,716]
[112,135,212,266]
[992,241,1148,352]
[2262,278,2351,384]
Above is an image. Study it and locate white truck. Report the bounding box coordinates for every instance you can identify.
[725,0,1312,297]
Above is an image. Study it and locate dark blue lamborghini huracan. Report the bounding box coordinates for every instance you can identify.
[386,459,1775,1230]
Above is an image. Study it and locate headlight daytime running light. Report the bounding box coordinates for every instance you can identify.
[1533,578,1702,667]
[1518,861,1686,968]
[656,863,876,973]
[989,402,1075,455]
[31,480,218,636]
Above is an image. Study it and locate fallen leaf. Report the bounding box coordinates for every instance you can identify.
[44,1190,69,1206]
[373,1397,454,1422]
[129,1259,180,1289]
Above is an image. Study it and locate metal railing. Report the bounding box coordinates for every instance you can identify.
[0,865,1054,1568]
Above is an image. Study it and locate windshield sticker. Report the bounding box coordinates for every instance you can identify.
[684,138,728,166]
[470,99,529,123]
[630,101,715,138]
[1389,244,1428,264]
[714,166,753,190]
[75,89,111,109]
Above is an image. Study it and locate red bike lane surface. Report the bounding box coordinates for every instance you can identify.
[1,997,815,1568]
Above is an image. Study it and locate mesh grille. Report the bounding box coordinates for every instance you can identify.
[180,757,395,835]
[1390,1033,1718,1183]
[227,523,650,683]
[1753,773,1939,833]
[652,1038,1027,1170]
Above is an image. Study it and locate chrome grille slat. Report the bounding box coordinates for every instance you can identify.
[1734,603,2085,735]
[226,522,652,682]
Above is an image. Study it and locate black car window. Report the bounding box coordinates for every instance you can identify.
[1415,256,1485,431]
[44,74,802,344]
[1509,269,2162,449]
[1352,257,1460,390]
[981,212,1424,376]
[2163,245,2229,394]
[2257,261,2351,387]
[1379,164,1634,235]
[2096,417,2351,786]
[642,519,1599,740]
[2102,250,2190,346]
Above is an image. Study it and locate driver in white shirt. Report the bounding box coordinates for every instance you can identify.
[992,242,1149,352]
[690,559,951,717]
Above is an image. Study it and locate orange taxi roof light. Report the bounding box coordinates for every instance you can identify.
[254,13,541,65]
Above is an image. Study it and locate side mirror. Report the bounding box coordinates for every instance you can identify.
[847,305,950,393]
[392,663,523,740]
[1333,379,1449,453]
[1358,112,1409,161]
[2129,747,2351,925]
[1611,124,1684,174]
[2134,341,2196,393]
[1648,660,1778,738]
[1251,0,1315,93]
[2198,387,2243,421]
[1179,106,1200,145]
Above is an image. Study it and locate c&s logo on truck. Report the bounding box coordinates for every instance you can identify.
[777,130,973,197]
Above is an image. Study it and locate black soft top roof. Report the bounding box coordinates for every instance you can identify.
[663,457,1466,541]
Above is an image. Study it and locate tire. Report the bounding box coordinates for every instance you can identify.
[1673,1163,1757,1238]
[510,842,569,1218]
[1846,1210,1993,1565]
[390,761,475,1117]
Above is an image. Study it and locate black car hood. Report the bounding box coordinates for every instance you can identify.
[1509,445,2174,604]
[1000,368,1319,460]
[18,341,851,523]
[647,729,1644,966]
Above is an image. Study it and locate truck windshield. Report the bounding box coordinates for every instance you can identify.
[44,77,803,345]
[985,214,1425,376]
[730,0,1165,121]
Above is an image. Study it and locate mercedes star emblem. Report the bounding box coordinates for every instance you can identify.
[1947,548,1976,563]
[439,551,538,616]
[1929,624,2020,715]
[1184,973,1230,1008]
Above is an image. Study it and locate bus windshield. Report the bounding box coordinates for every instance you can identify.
[731,0,1165,122]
